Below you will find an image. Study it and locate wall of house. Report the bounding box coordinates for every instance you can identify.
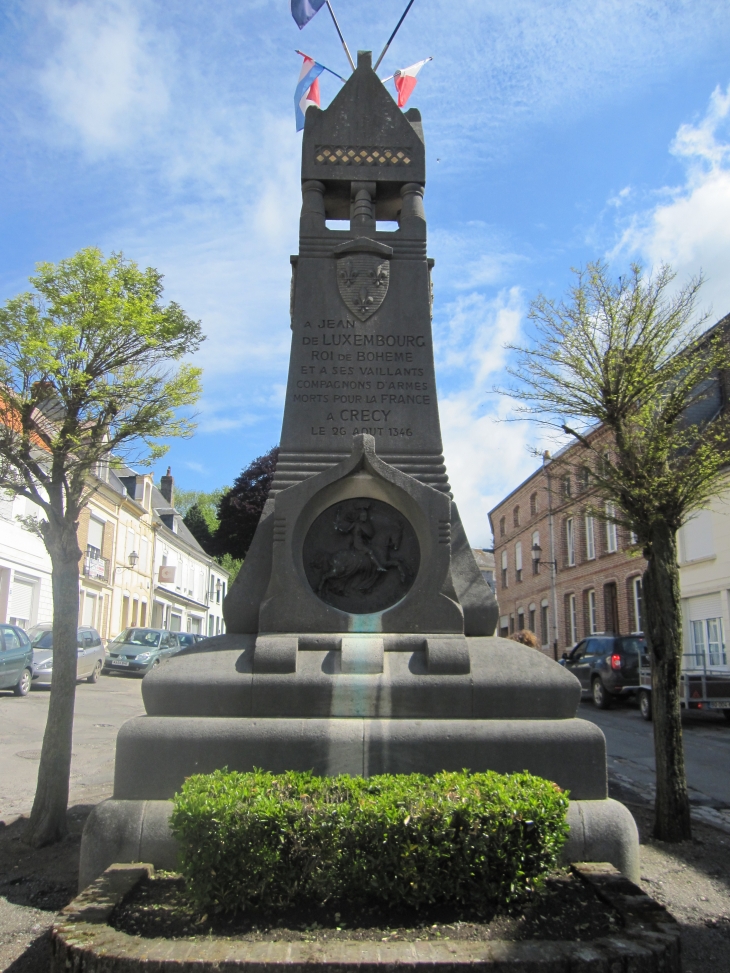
[0,492,52,630]
[490,457,645,658]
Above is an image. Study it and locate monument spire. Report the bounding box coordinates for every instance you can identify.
[224,51,498,637]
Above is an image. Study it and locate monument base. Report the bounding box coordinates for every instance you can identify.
[78,797,640,892]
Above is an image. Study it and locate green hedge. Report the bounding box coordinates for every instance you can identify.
[170,769,569,915]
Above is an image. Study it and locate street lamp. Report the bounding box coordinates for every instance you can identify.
[128,550,139,568]
[531,543,557,572]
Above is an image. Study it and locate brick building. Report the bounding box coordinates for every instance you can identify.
[488,449,645,659]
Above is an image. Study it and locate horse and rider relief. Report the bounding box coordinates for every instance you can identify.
[303,498,419,615]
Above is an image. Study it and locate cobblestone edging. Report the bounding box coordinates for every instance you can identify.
[52,863,680,972]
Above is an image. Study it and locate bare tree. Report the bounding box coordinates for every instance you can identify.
[500,261,730,841]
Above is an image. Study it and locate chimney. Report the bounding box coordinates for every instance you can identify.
[160,467,174,506]
[542,450,552,466]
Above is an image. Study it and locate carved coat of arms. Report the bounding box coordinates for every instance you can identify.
[336,253,390,321]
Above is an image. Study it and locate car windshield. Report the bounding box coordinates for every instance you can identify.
[30,630,54,649]
[114,629,161,647]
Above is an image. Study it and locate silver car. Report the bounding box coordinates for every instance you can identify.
[29,625,106,686]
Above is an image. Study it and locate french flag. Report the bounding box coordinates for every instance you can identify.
[295,54,324,132]
[394,57,432,108]
[291,0,326,29]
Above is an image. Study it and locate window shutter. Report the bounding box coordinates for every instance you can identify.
[9,578,34,621]
[687,593,722,621]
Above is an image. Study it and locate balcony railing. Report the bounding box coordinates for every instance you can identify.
[83,553,110,583]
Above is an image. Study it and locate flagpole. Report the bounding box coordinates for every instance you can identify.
[373,0,417,72]
[325,0,356,72]
[295,51,347,83]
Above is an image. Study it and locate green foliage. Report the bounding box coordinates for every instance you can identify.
[0,247,204,518]
[176,489,242,574]
[183,502,216,553]
[170,769,569,915]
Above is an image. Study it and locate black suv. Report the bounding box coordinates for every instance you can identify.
[562,635,646,709]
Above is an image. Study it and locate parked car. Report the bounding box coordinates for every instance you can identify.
[28,625,105,687]
[0,624,33,696]
[561,635,646,709]
[104,628,181,676]
[177,633,204,649]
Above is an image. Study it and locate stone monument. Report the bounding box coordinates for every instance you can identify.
[80,52,639,888]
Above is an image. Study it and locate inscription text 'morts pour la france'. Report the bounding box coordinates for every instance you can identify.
[292,319,432,441]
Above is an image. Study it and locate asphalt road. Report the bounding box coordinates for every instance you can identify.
[0,673,145,821]
[578,697,730,829]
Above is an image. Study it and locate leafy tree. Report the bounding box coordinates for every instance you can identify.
[501,261,730,842]
[183,502,216,553]
[213,446,279,561]
[0,248,203,846]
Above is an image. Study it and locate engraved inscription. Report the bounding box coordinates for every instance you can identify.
[303,498,419,614]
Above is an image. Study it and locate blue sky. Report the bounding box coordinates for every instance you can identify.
[2,1,730,546]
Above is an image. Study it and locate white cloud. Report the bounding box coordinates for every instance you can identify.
[38,0,171,154]
[433,286,547,546]
[614,83,730,318]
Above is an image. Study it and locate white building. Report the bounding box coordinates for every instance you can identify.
[0,491,52,630]
[149,469,228,636]
[677,488,730,671]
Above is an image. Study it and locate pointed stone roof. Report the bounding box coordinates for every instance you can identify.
[302,50,425,187]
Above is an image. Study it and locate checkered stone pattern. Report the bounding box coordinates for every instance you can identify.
[315,146,412,166]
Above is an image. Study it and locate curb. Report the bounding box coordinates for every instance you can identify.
[52,862,680,972]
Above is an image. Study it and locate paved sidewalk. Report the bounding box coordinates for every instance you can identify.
[0,675,145,822]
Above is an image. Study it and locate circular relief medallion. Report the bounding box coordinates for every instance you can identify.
[303,498,420,614]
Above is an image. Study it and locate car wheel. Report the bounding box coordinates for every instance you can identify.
[13,667,32,697]
[592,677,611,709]
[87,660,103,684]
[639,689,653,722]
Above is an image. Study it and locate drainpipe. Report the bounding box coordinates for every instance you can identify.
[544,451,560,661]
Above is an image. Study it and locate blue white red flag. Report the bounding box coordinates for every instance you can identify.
[295,54,324,131]
[291,0,326,29]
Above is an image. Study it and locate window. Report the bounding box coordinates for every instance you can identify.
[681,509,714,562]
[632,577,643,633]
[604,582,619,633]
[125,528,136,560]
[605,503,618,553]
[566,518,575,566]
[139,537,149,574]
[530,492,538,515]
[585,514,595,560]
[0,491,14,521]
[517,609,524,631]
[691,618,727,667]
[540,601,549,647]
[529,604,536,634]
[577,467,590,492]
[499,616,509,638]
[587,589,597,634]
[562,475,571,498]
[208,615,215,636]
[629,530,638,546]
[140,601,147,627]
[509,614,515,634]
[531,530,540,574]
[87,516,104,557]
[499,516,505,537]
[515,542,523,582]
[513,506,520,528]
[567,593,577,646]
[501,549,508,588]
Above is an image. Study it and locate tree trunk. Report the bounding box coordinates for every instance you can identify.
[642,522,692,842]
[26,534,81,847]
